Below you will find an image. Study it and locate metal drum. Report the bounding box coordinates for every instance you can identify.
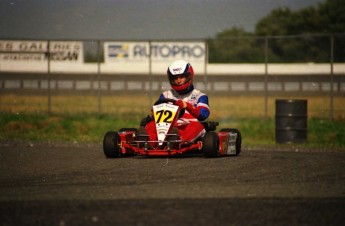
[275,99,308,143]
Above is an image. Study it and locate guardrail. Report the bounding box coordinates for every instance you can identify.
[1,73,344,95]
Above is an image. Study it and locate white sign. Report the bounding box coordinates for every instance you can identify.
[0,40,47,52]
[103,41,206,74]
[104,42,148,63]
[151,42,205,61]
[49,41,83,63]
[0,40,83,63]
[104,42,205,62]
[0,40,48,63]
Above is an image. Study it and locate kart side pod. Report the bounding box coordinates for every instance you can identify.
[218,129,241,156]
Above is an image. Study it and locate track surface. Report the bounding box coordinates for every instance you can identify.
[0,142,344,225]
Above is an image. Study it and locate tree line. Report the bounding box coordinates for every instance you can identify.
[208,0,345,63]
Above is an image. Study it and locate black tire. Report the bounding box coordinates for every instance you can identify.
[219,128,242,155]
[103,131,121,158]
[202,131,219,158]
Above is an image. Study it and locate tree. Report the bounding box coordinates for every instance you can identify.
[255,0,345,35]
[255,8,294,36]
[317,0,345,33]
[209,0,345,63]
[208,27,265,63]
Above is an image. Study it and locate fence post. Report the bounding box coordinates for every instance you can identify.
[97,40,102,114]
[264,36,269,119]
[329,35,334,121]
[149,40,153,108]
[204,40,208,92]
[47,40,51,114]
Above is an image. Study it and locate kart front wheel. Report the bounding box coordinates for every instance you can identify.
[103,131,121,158]
[202,131,219,158]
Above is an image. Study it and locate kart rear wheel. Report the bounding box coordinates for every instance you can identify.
[103,131,121,158]
[202,131,219,158]
[219,128,242,155]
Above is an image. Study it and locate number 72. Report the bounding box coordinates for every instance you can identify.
[154,110,174,123]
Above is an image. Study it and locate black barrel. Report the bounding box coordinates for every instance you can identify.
[275,99,307,143]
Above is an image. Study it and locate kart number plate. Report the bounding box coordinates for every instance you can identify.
[153,103,179,144]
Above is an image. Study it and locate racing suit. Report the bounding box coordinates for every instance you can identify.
[145,86,210,142]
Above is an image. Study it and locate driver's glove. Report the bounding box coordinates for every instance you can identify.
[175,100,200,118]
[175,100,188,109]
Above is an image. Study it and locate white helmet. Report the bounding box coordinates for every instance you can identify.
[167,60,194,94]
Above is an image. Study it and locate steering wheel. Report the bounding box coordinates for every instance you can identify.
[154,98,176,105]
[153,98,185,118]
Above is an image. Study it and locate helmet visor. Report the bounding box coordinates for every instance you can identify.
[169,73,191,86]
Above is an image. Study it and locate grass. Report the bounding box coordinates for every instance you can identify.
[0,94,344,148]
[1,94,344,119]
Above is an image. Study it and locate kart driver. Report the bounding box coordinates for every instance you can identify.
[145,59,210,142]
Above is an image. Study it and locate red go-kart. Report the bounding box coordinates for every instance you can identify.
[103,99,241,158]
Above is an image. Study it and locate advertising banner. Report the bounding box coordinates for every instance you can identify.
[0,40,205,73]
[0,40,83,62]
[0,40,47,63]
[49,41,83,63]
[104,42,148,63]
[104,41,205,62]
[103,41,206,74]
[0,40,85,72]
[150,42,205,61]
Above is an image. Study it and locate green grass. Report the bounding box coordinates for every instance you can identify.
[1,94,344,149]
[1,94,345,119]
[1,112,344,149]
[0,112,137,143]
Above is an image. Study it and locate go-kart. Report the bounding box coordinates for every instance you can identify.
[103,98,241,158]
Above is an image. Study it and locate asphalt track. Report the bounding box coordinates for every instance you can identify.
[0,142,344,226]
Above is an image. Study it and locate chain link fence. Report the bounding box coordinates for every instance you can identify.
[0,34,344,119]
